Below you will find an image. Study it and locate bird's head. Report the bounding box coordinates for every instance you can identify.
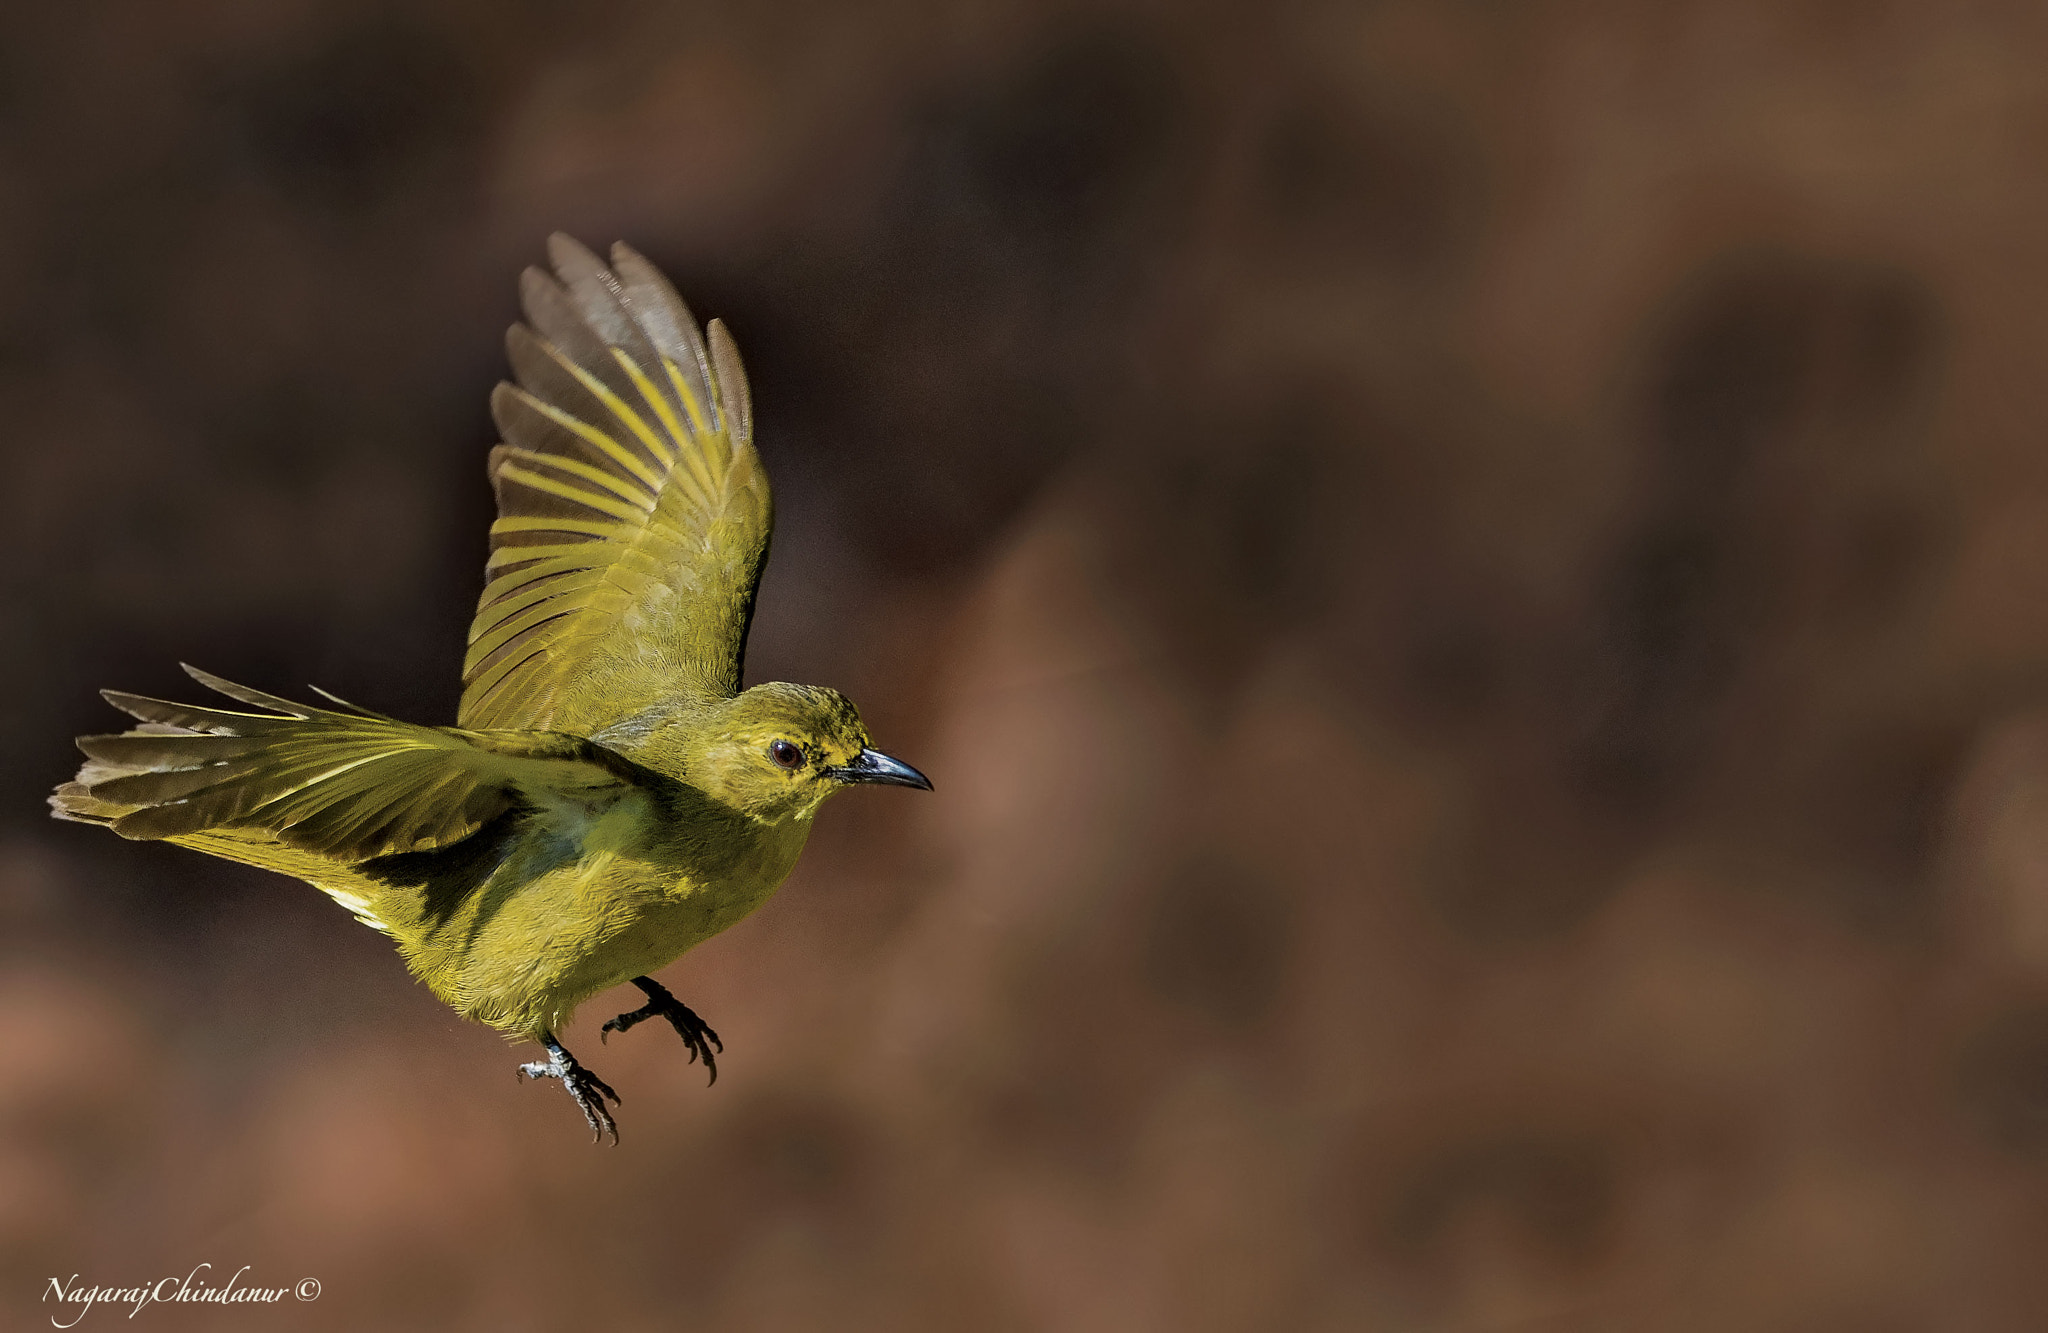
[681,681,931,823]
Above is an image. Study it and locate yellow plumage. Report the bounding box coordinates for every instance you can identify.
[50,236,930,1141]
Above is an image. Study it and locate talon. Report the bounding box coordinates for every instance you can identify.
[517,1032,621,1144]
[606,975,724,1085]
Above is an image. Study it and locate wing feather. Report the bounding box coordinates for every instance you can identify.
[708,319,752,442]
[613,247,718,419]
[459,236,771,733]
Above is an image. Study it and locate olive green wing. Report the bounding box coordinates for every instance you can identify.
[459,234,771,735]
[51,666,631,862]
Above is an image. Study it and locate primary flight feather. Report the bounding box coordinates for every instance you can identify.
[51,236,931,1142]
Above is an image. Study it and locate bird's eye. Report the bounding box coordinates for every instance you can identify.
[768,739,804,770]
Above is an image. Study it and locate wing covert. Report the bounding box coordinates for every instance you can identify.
[459,235,772,734]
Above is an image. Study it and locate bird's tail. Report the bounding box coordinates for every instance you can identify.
[51,725,194,826]
[49,666,428,935]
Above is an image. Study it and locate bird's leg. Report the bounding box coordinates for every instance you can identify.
[601,976,723,1084]
[518,1032,621,1144]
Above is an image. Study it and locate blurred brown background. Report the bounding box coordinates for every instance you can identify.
[8,1,2048,1328]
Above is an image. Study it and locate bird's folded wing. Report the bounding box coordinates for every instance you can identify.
[459,234,772,736]
[53,666,631,863]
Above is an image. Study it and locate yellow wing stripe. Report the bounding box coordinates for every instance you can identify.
[468,574,609,648]
[461,643,552,709]
[612,348,698,468]
[621,349,720,503]
[479,542,682,597]
[498,446,658,511]
[490,516,634,540]
[486,541,598,571]
[663,357,713,439]
[464,594,609,675]
[478,554,608,607]
[539,341,673,470]
[495,460,648,526]
[512,391,665,493]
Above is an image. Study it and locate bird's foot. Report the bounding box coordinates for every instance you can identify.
[518,1033,620,1144]
[602,975,723,1084]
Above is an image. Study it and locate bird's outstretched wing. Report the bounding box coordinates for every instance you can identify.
[459,234,771,736]
[51,666,634,863]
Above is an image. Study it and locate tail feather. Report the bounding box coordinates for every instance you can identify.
[49,780,124,826]
[48,750,395,933]
[52,665,628,936]
[53,667,545,860]
[51,679,416,933]
[52,718,195,824]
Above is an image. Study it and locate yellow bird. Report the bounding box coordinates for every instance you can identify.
[50,236,931,1142]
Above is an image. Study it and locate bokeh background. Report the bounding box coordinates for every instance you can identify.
[8,1,2048,1328]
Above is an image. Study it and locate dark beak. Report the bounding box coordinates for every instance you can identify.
[827,747,933,791]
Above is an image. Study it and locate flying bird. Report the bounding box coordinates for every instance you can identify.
[51,236,931,1142]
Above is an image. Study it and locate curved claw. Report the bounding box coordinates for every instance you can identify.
[604,976,724,1085]
[518,1033,622,1145]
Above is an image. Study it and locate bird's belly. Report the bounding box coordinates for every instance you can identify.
[402,812,806,1037]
